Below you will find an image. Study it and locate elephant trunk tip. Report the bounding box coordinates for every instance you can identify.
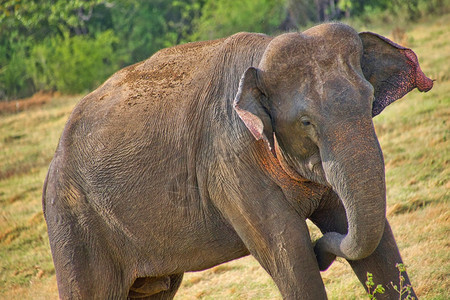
[315,223,385,271]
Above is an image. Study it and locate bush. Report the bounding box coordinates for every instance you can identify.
[192,0,286,40]
[0,37,33,100]
[27,30,121,94]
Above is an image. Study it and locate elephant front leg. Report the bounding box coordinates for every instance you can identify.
[310,191,417,299]
[348,222,417,299]
[217,186,326,300]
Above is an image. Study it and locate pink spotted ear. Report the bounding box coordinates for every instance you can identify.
[359,32,433,116]
[234,67,274,151]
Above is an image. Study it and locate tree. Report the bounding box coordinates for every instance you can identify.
[0,0,106,99]
[192,0,286,40]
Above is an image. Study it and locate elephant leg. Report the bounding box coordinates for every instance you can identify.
[309,191,417,299]
[348,222,417,299]
[127,274,183,300]
[216,185,326,299]
[49,223,130,299]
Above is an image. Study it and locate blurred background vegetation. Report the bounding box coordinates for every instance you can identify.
[0,0,449,100]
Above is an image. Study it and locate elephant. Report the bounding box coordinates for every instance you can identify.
[42,23,433,299]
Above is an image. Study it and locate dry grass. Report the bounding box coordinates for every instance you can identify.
[177,258,279,299]
[0,91,55,115]
[0,95,79,299]
[1,13,449,300]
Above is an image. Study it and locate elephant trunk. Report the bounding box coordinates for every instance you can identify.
[316,118,386,270]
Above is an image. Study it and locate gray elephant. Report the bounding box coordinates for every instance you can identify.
[43,23,432,299]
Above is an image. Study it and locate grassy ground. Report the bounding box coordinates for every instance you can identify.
[1,13,449,300]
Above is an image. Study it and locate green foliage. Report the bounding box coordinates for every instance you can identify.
[27,30,120,94]
[0,0,208,100]
[107,1,197,63]
[0,0,104,35]
[1,0,450,100]
[366,272,386,299]
[0,0,104,64]
[0,35,32,99]
[192,0,286,40]
[365,264,417,299]
[0,1,109,98]
[349,0,450,21]
[169,0,206,44]
[391,264,416,300]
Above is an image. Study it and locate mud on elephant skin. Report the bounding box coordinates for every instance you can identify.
[43,23,432,299]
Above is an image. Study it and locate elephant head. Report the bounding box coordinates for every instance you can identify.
[234,24,432,269]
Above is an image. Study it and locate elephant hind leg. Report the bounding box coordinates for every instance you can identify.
[128,274,183,300]
[49,222,131,299]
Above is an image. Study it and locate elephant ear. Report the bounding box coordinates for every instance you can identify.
[234,67,274,152]
[359,32,433,117]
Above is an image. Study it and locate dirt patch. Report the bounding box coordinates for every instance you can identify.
[0,91,55,114]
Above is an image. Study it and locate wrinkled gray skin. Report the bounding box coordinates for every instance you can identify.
[43,23,432,299]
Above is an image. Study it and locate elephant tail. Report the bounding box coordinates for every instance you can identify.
[42,159,53,221]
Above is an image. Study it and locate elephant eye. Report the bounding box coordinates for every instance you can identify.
[301,120,311,126]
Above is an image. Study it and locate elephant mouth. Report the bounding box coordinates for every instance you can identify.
[285,151,328,186]
[307,153,321,172]
[305,155,329,186]
[273,135,327,185]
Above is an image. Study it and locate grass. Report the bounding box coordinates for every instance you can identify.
[1,13,449,300]
[0,95,77,299]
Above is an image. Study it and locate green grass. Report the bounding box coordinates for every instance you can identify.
[1,13,449,300]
